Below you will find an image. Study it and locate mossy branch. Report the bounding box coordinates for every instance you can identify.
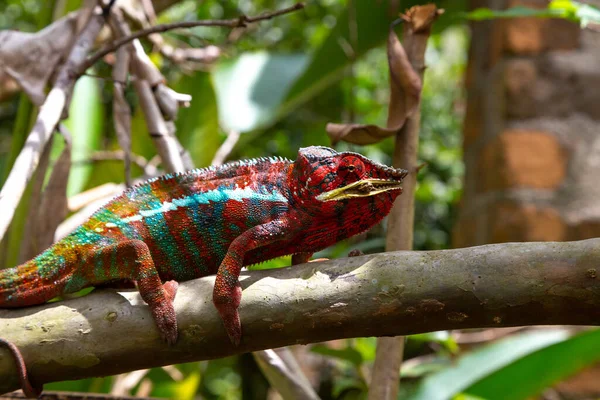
[1,239,600,393]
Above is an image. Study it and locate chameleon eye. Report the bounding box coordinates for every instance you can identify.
[340,156,364,177]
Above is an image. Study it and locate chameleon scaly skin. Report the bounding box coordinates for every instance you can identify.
[0,146,408,393]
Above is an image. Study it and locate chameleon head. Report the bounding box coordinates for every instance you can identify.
[291,146,409,217]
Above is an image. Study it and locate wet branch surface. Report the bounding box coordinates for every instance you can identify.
[1,239,600,393]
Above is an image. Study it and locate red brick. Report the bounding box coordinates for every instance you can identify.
[568,220,600,241]
[479,129,567,192]
[504,0,580,55]
[490,202,566,243]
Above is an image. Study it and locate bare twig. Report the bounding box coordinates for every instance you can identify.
[66,182,124,213]
[2,239,600,393]
[370,5,442,400]
[79,3,305,73]
[111,13,133,187]
[254,349,320,400]
[211,130,241,166]
[0,10,106,241]
[78,150,159,177]
[133,79,186,173]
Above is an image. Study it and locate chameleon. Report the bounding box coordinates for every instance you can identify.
[0,146,408,396]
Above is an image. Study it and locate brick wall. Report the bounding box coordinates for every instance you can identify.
[454,0,600,247]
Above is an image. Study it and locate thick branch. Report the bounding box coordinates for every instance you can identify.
[2,239,600,393]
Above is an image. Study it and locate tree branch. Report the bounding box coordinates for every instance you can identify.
[1,239,600,393]
[79,3,305,73]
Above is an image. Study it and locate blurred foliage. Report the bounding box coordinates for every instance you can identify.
[465,0,600,28]
[1,0,596,399]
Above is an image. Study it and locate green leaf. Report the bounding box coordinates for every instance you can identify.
[466,328,600,400]
[213,52,308,132]
[453,394,487,400]
[401,356,452,379]
[463,0,600,27]
[559,1,600,27]
[406,329,571,400]
[463,6,565,21]
[409,331,459,354]
[311,343,364,367]
[174,71,221,167]
[281,0,399,118]
[64,75,104,196]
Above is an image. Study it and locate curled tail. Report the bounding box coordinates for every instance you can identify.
[0,246,76,308]
[0,263,47,397]
[0,244,82,398]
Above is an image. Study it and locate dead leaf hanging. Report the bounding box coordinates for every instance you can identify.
[326,24,422,145]
[0,14,78,105]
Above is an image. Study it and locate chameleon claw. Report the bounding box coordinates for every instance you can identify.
[215,305,242,346]
[228,323,242,347]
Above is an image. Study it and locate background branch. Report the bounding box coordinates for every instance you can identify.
[0,10,105,241]
[1,239,600,393]
[80,3,305,73]
[371,5,442,399]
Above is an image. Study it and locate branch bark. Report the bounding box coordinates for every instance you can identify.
[1,239,600,393]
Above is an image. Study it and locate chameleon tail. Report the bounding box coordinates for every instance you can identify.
[0,249,74,308]
[0,257,56,396]
[0,339,41,398]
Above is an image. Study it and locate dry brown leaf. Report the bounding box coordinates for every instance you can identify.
[401,4,444,34]
[0,14,77,105]
[326,27,422,145]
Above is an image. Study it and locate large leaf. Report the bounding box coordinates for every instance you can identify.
[64,75,104,196]
[213,52,308,133]
[466,328,600,400]
[406,329,571,400]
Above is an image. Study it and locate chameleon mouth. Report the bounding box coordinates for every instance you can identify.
[316,179,405,202]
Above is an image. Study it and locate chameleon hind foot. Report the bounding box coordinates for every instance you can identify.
[0,338,42,398]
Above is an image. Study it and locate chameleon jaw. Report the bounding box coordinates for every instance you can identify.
[316,179,404,202]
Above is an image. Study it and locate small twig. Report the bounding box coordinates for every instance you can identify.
[101,0,118,18]
[79,3,305,73]
[82,72,127,84]
[211,130,241,166]
[75,150,158,177]
[67,182,124,213]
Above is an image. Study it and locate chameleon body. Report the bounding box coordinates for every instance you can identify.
[0,146,407,394]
